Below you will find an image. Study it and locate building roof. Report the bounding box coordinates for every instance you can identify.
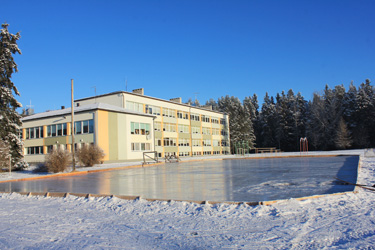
[75,91,227,115]
[22,103,155,122]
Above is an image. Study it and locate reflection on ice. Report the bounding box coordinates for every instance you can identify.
[0,156,359,202]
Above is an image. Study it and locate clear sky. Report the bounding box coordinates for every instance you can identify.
[3,0,375,113]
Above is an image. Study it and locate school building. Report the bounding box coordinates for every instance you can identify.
[21,88,231,163]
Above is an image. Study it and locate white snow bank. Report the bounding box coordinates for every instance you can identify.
[0,150,374,249]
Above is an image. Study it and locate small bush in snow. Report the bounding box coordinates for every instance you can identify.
[77,144,105,167]
[13,159,29,171]
[45,149,71,173]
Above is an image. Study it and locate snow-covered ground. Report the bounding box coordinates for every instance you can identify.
[1,150,375,249]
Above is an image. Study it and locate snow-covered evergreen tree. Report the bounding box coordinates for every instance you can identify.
[306,92,325,150]
[342,82,357,138]
[335,117,352,149]
[258,93,277,148]
[0,23,27,169]
[354,79,375,147]
[218,95,255,152]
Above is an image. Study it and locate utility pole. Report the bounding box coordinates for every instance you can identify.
[71,79,76,172]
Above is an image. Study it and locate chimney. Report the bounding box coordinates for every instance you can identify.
[61,106,65,109]
[132,88,144,95]
[201,105,213,110]
[170,97,182,104]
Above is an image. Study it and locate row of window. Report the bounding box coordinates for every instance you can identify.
[178,124,189,133]
[127,100,226,125]
[25,126,44,139]
[202,127,211,135]
[131,142,151,151]
[155,122,226,136]
[25,120,94,139]
[26,146,43,155]
[163,123,176,132]
[126,101,144,113]
[131,122,151,135]
[75,120,94,135]
[177,111,189,119]
[145,105,161,116]
[47,123,68,137]
[162,108,176,118]
[178,138,190,147]
[155,138,225,147]
[190,113,200,121]
[202,115,210,123]
[25,143,94,155]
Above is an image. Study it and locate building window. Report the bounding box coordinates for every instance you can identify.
[146,105,161,116]
[126,101,143,113]
[154,122,162,131]
[192,139,201,147]
[163,138,176,147]
[191,127,200,134]
[178,138,190,147]
[178,124,189,133]
[203,139,211,146]
[190,113,200,121]
[163,123,176,132]
[26,146,43,155]
[46,123,69,137]
[202,127,211,135]
[212,128,220,135]
[162,108,176,118]
[25,126,44,139]
[177,111,189,119]
[179,152,189,156]
[73,120,94,135]
[131,122,151,135]
[131,143,151,151]
[212,118,219,124]
[221,129,228,136]
[221,140,229,147]
[220,118,226,125]
[213,140,220,147]
[202,115,210,123]
[155,138,162,146]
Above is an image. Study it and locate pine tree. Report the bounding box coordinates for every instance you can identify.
[218,95,255,152]
[258,93,277,148]
[355,79,375,147]
[342,82,357,144]
[0,23,26,169]
[306,92,325,150]
[335,117,352,149]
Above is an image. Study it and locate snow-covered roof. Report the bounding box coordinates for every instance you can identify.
[21,103,155,122]
[75,91,227,115]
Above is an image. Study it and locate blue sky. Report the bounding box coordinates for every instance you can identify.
[3,0,375,113]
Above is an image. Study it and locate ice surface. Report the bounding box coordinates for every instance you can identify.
[0,156,359,202]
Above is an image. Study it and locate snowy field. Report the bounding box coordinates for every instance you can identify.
[1,150,375,249]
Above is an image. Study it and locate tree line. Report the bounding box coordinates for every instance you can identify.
[204,80,375,152]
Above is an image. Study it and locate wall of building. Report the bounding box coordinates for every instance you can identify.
[96,111,154,161]
[22,112,95,163]
[76,91,231,158]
